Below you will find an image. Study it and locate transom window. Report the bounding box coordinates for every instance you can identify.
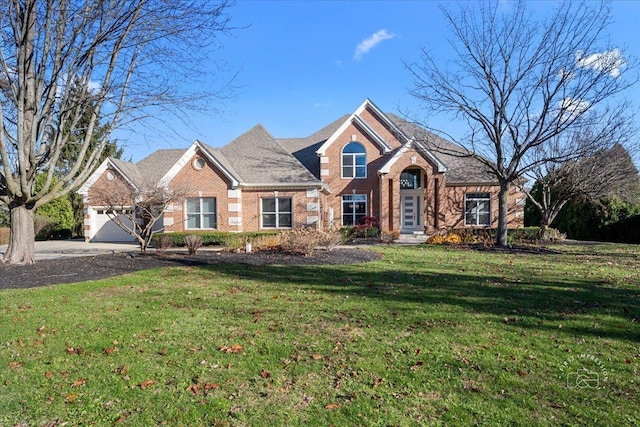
[342,142,366,178]
[261,197,292,228]
[186,197,217,229]
[342,194,367,226]
[400,169,422,189]
[465,193,491,226]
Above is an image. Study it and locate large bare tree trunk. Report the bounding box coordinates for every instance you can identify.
[3,205,35,265]
[496,181,510,247]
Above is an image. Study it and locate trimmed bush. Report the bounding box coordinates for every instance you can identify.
[152,231,279,248]
[444,227,549,245]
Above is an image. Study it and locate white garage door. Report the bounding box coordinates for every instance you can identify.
[92,209,136,242]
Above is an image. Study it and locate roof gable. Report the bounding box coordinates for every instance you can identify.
[316,99,398,156]
[379,139,448,174]
[159,140,240,188]
[78,157,140,195]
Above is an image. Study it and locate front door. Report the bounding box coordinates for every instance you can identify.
[401,193,422,232]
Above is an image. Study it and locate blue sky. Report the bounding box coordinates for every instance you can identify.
[121,0,640,162]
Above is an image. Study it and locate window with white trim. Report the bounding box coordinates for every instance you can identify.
[342,194,367,226]
[342,142,366,178]
[464,193,491,226]
[186,197,217,229]
[261,197,292,228]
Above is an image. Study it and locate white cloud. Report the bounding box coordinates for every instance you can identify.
[353,29,396,61]
[559,97,591,122]
[576,48,625,78]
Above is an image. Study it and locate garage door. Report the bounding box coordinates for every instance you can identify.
[92,209,136,242]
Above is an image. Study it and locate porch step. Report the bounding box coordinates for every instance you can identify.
[394,233,428,245]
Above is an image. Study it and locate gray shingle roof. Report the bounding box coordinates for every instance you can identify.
[385,113,495,184]
[220,124,321,185]
[106,108,495,189]
[109,157,143,187]
[278,115,348,178]
[135,149,186,184]
[199,142,242,182]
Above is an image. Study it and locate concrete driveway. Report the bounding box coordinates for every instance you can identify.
[0,239,140,261]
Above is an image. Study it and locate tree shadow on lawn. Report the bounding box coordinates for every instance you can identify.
[190,255,639,343]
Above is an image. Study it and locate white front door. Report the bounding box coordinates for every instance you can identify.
[400,193,422,232]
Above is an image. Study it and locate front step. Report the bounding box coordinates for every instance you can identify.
[394,233,428,245]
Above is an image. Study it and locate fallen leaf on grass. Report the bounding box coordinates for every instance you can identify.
[219,344,243,354]
[65,393,79,403]
[103,347,118,355]
[410,361,424,371]
[311,353,323,360]
[9,361,24,369]
[72,378,87,387]
[66,346,83,355]
[373,377,384,388]
[260,370,271,378]
[139,380,156,389]
[325,403,341,410]
[45,371,53,379]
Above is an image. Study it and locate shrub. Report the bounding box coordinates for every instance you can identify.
[0,227,9,245]
[426,232,462,245]
[34,214,56,240]
[447,227,545,245]
[280,228,320,256]
[342,216,381,240]
[154,234,174,254]
[540,227,566,242]
[223,234,247,252]
[152,231,279,248]
[184,235,203,255]
[353,216,380,238]
[252,234,283,251]
[380,231,398,244]
[316,227,344,251]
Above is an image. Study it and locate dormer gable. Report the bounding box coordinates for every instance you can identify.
[316,99,404,156]
[160,140,240,188]
[78,157,140,195]
[378,138,448,175]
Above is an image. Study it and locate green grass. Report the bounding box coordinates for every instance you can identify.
[1,243,639,426]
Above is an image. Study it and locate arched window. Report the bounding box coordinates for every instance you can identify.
[342,142,366,178]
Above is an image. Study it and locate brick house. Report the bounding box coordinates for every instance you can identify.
[79,99,525,242]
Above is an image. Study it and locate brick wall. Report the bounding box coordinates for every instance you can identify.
[164,151,236,232]
[441,184,525,230]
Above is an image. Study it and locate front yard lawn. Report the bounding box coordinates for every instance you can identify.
[1,243,639,426]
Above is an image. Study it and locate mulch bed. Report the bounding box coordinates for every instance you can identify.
[0,248,382,290]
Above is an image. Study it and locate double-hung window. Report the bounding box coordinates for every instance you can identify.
[261,197,292,228]
[186,197,217,229]
[342,142,366,178]
[464,193,491,226]
[342,194,367,226]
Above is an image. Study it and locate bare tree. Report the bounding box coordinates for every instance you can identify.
[0,0,234,264]
[89,177,189,252]
[525,141,640,237]
[406,0,638,246]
